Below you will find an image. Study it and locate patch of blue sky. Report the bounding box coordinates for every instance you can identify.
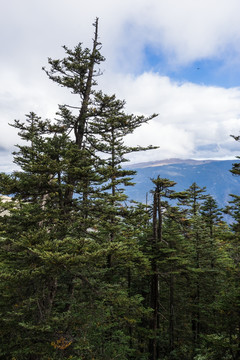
[196,144,221,152]
[142,45,240,88]
[0,145,8,152]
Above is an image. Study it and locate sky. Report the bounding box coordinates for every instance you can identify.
[1,0,240,170]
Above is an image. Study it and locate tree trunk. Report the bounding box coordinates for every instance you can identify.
[169,272,175,352]
[149,191,160,360]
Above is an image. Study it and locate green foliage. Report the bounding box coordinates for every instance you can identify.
[1,19,240,360]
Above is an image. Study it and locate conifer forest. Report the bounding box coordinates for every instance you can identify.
[1,19,240,360]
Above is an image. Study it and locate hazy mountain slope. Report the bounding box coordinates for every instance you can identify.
[126,159,240,208]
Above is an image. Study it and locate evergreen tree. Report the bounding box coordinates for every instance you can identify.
[219,194,240,360]
[148,176,176,360]
[1,16,239,360]
[0,20,157,360]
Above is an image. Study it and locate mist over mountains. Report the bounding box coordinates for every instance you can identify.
[126,159,240,209]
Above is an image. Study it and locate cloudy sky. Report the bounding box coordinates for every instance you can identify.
[1,0,240,170]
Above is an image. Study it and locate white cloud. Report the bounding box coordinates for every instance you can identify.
[101,71,240,162]
[2,0,240,70]
[137,0,240,64]
[1,0,240,170]
[1,69,240,167]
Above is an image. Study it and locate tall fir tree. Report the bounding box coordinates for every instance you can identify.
[0,20,157,360]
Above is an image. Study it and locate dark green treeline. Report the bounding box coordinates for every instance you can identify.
[0,19,240,360]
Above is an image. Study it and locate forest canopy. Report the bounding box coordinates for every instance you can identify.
[0,19,240,360]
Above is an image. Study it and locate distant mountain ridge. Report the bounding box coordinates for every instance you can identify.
[125,158,240,210]
[129,158,213,168]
